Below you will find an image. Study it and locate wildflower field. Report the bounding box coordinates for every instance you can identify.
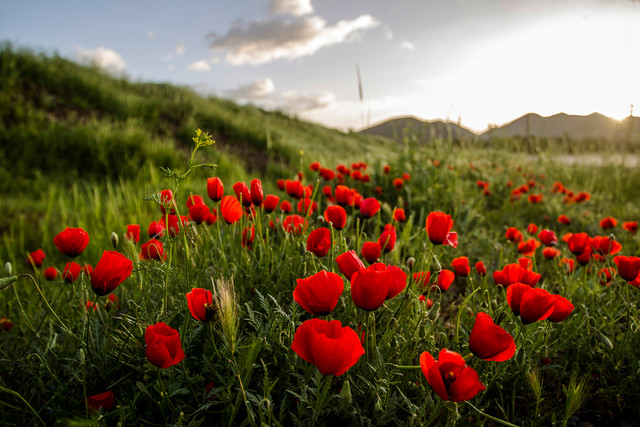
[2,48,640,427]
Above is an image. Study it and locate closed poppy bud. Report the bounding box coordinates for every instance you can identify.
[44,266,58,281]
[85,391,114,412]
[505,227,524,243]
[293,271,344,315]
[283,215,307,234]
[291,318,364,376]
[27,249,46,267]
[613,256,640,282]
[568,233,591,255]
[451,257,470,277]
[54,227,90,258]
[599,217,617,229]
[324,205,347,230]
[420,349,485,402]
[507,284,555,323]
[425,212,457,247]
[90,251,133,296]
[393,208,406,223]
[140,239,165,261]
[307,228,332,257]
[220,195,243,224]
[186,288,215,322]
[147,220,165,239]
[378,224,397,253]
[548,294,574,322]
[557,214,571,225]
[336,250,365,280]
[232,182,252,207]
[623,221,638,233]
[207,177,224,202]
[280,200,292,213]
[435,269,455,291]
[542,247,561,259]
[241,226,255,250]
[537,229,557,246]
[145,322,185,369]
[469,312,515,362]
[262,194,280,213]
[250,178,264,206]
[285,180,304,199]
[126,224,140,243]
[361,241,381,264]
[475,261,486,276]
[360,198,380,219]
[62,262,82,283]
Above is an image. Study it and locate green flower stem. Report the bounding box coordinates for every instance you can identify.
[0,386,46,426]
[465,401,520,427]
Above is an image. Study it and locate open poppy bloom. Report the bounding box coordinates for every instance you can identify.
[125,224,140,243]
[307,228,332,257]
[425,212,457,248]
[469,312,515,361]
[613,256,640,282]
[517,238,540,257]
[542,247,561,259]
[220,195,243,224]
[623,221,638,233]
[557,214,571,225]
[323,205,347,230]
[293,271,344,315]
[567,233,591,255]
[54,227,90,258]
[548,294,574,322]
[493,263,541,287]
[140,239,165,261]
[507,283,555,323]
[336,250,365,280]
[186,288,216,322]
[62,262,82,283]
[27,249,46,267]
[285,180,305,199]
[90,251,133,296]
[361,241,381,264]
[262,195,280,213]
[413,271,431,288]
[189,204,210,224]
[420,349,485,402]
[291,318,364,376]
[505,227,524,243]
[475,261,487,276]
[392,208,406,222]
[145,322,185,369]
[44,266,58,280]
[351,263,406,310]
[85,391,114,412]
[283,215,307,234]
[360,197,381,219]
[334,185,356,206]
[538,229,558,246]
[451,257,470,277]
[435,269,455,291]
[378,224,397,253]
[590,236,622,256]
[599,217,618,229]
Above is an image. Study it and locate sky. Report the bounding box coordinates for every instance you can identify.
[1,0,639,133]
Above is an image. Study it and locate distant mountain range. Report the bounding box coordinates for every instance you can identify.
[359,113,640,142]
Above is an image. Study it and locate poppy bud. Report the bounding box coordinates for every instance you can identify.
[4,262,12,275]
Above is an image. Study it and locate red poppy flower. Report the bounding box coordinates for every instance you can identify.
[280,200,292,213]
[309,162,321,171]
[291,318,364,376]
[125,224,140,243]
[613,256,640,282]
[27,249,46,267]
[297,198,317,216]
[574,191,590,203]
[242,226,255,250]
[567,233,591,255]
[527,194,543,204]
[451,257,470,277]
[319,168,335,181]
[384,264,408,299]
[557,215,571,225]
[360,198,380,219]
[285,180,304,199]
[307,228,332,257]
[140,239,165,261]
[623,221,638,233]
[518,238,540,257]
[44,266,58,280]
[277,179,285,190]
[220,195,243,224]
[527,223,538,234]
[334,185,355,206]
[538,229,558,246]
[518,257,532,269]
[492,263,541,287]
[351,263,406,310]
[62,262,82,283]
[598,267,615,286]
[147,220,165,239]
[262,195,280,213]
[185,288,215,322]
[85,391,114,412]
[361,241,381,264]
[145,322,185,369]
[413,271,431,288]
[82,264,93,277]
[249,178,264,206]
[548,294,574,322]
[419,295,434,307]
[189,204,210,224]
[475,261,486,276]
[293,271,344,315]
[90,251,133,296]
[574,246,591,266]
[507,283,555,323]
[392,178,404,189]
[425,212,457,247]
[383,165,391,174]
[159,189,175,214]
[505,227,524,243]
[336,250,365,280]
[393,208,406,223]
[0,317,13,332]
[599,217,617,229]
[232,182,252,207]
[476,180,489,190]
[542,247,561,259]
[324,205,347,230]
[469,312,515,362]
[378,224,397,253]
[283,215,307,234]
[164,214,189,237]
[420,349,485,402]
[54,227,90,258]
[435,269,455,291]
[590,236,622,255]
[207,177,224,202]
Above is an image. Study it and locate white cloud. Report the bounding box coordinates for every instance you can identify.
[187,60,211,72]
[279,91,335,112]
[208,14,379,65]
[226,78,276,99]
[400,41,415,50]
[76,47,126,73]
[175,43,185,55]
[146,30,155,39]
[269,0,313,16]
